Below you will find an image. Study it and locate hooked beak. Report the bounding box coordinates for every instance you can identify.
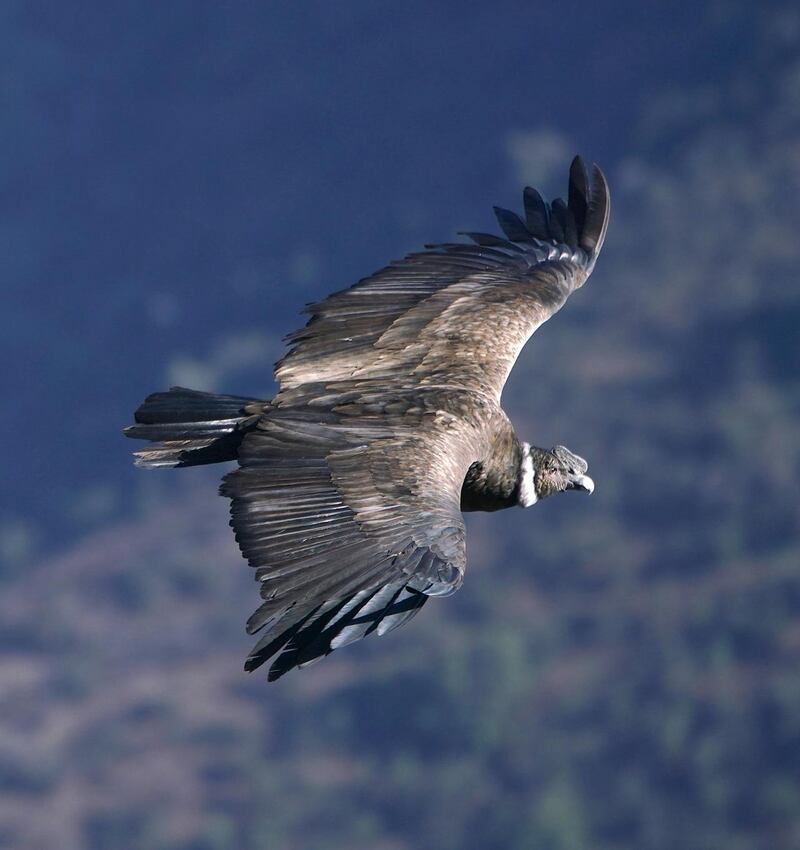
[566,474,595,494]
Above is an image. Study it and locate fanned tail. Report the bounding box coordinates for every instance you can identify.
[124,386,261,468]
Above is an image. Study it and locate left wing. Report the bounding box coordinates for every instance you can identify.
[222,395,488,680]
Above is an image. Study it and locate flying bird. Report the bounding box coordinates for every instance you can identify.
[125,157,609,680]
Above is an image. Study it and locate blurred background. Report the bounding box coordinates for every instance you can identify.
[2,1,799,848]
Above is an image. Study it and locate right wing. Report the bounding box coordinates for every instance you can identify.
[275,157,609,406]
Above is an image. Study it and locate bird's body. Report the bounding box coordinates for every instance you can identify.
[126,158,609,680]
[460,415,523,512]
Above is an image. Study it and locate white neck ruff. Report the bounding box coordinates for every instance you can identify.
[517,442,538,507]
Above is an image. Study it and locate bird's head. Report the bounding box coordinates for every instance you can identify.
[518,443,594,506]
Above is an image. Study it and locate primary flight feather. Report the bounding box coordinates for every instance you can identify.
[125,157,610,680]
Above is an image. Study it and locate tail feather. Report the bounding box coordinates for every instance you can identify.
[124,386,261,468]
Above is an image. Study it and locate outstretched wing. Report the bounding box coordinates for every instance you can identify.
[222,394,487,680]
[275,157,609,405]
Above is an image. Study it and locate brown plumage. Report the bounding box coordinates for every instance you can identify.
[124,157,610,680]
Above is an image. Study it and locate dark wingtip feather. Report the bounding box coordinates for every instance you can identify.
[493,206,532,243]
[551,198,578,249]
[568,156,590,233]
[243,605,320,673]
[522,187,550,240]
[459,231,510,247]
[580,163,610,254]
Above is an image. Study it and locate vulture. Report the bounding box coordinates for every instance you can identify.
[125,157,610,680]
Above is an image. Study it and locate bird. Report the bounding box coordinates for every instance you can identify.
[125,157,609,680]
